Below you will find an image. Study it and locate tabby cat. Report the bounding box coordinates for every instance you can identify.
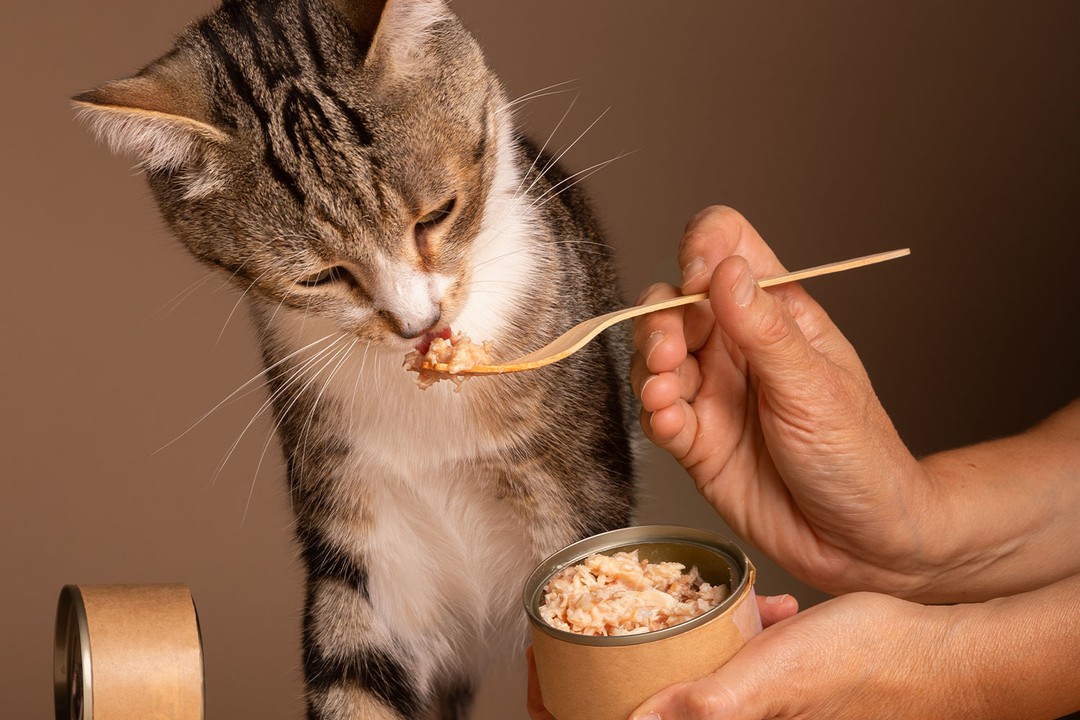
[74,0,636,717]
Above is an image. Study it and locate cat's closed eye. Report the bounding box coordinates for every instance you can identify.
[296,266,351,288]
[416,197,456,230]
[414,196,456,252]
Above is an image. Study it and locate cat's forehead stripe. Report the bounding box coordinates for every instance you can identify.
[323,86,374,147]
[297,0,328,74]
[195,1,376,205]
[197,14,309,203]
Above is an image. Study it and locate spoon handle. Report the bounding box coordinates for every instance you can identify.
[617,247,911,319]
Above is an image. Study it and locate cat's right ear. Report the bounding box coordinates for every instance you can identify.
[330,0,448,73]
[72,69,229,197]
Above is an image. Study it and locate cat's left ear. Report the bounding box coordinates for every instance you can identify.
[73,62,229,196]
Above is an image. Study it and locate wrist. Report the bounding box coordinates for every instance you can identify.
[928,576,1080,719]
[881,456,971,601]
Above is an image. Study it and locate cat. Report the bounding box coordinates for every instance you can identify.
[73,0,637,717]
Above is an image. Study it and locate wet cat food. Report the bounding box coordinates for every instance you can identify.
[538,550,728,636]
[403,331,494,389]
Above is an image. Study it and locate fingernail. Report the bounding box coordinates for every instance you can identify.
[645,331,664,363]
[681,257,707,288]
[634,714,661,720]
[640,375,657,397]
[730,264,756,307]
[766,594,791,605]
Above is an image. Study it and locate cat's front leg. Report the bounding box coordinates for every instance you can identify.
[301,570,428,720]
[297,524,480,720]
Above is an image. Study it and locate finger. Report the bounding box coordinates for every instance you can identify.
[525,647,555,720]
[757,593,799,628]
[629,649,776,720]
[640,398,700,459]
[679,206,786,294]
[708,256,834,409]
[632,283,689,375]
[632,354,703,414]
[630,674,749,720]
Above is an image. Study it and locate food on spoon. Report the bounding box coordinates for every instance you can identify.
[403,329,495,390]
[538,550,728,636]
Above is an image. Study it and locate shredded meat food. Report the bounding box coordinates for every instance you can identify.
[403,331,494,390]
[539,550,728,636]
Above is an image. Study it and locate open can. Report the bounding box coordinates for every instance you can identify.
[523,525,762,720]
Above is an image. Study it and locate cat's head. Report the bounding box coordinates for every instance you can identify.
[75,0,507,347]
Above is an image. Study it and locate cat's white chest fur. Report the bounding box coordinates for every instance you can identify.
[267,323,538,685]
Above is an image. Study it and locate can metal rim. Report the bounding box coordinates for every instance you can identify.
[523,524,753,647]
[54,585,94,720]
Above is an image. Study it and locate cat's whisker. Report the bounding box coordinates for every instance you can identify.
[469,168,617,268]
[212,334,350,486]
[244,336,357,527]
[470,148,626,264]
[350,342,372,405]
[232,339,349,518]
[152,240,275,324]
[469,239,617,274]
[471,107,615,262]
[295,337,358,488]
[149,273,216,322]
[515,91,581,198]
[471,93,588,266]
[154,331,344,456]
[242,415,288,528]
[265,284,295,326]
[295,277,323,339]
[529,150,635,211]
[216,265,279,349]
[522,106,611,201]
[496,78,579,116]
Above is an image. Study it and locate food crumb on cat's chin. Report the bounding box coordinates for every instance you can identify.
[402,330,495,391]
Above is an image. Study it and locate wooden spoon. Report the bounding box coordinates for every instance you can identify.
[423,248,910,376]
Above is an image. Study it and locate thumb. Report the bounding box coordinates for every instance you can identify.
[628,655,769,720]
[709,256,831,398]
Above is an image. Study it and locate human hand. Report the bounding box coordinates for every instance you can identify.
[631,207,931,598]
[526,593,799,720]
[628,591,961,720]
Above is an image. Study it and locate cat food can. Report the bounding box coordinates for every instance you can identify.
[53,584,205,720]
[523,525,761,720]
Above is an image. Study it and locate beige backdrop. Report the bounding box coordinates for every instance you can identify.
[3,1,1079,717]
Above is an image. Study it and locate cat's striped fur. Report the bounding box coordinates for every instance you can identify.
[74,1,636,717]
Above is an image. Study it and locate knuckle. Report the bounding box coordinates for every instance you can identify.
[754,302,795,351]
[683,204,739,234]
[679,206,747,264]
[635,281,676,306]
[680,685,723,719]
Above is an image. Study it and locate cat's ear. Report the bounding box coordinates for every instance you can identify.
[73,64,229,195]
[331,0,448,71]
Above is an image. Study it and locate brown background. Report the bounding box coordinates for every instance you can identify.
[3,1,1079,717]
